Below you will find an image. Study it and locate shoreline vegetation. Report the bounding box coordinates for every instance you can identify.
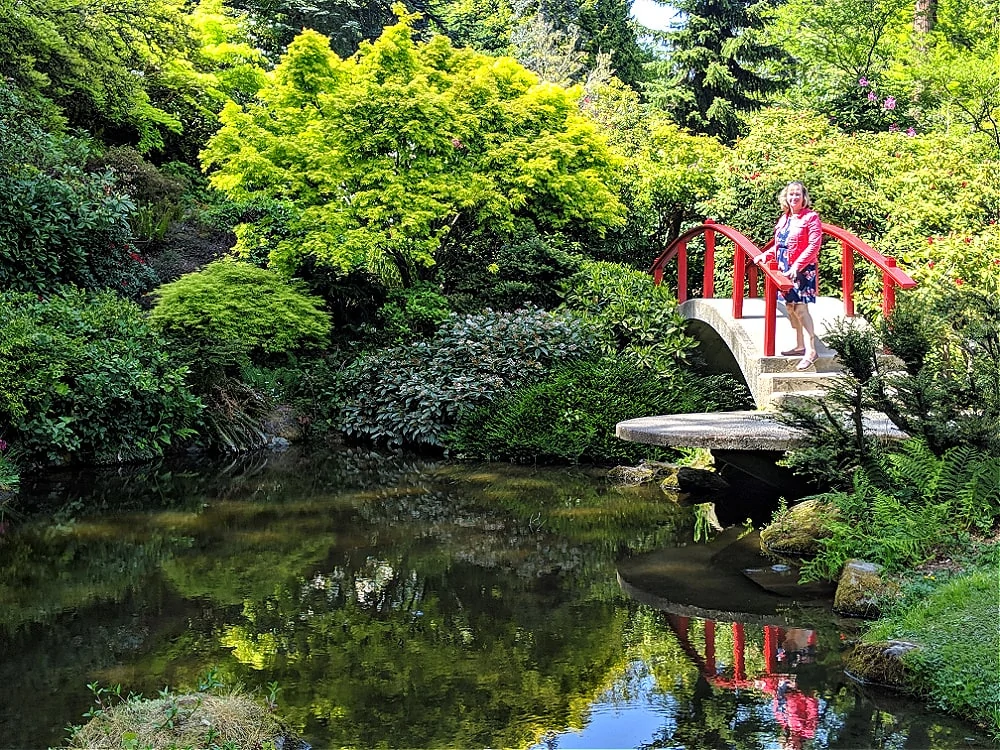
[2,0,999,742]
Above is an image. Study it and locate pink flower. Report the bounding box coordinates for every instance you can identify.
[884,96,897,110]
[889,123,900,132]
[867,91,878,102]
[0,439,7,452]
[906,127,916,136]
[858,77,869,87]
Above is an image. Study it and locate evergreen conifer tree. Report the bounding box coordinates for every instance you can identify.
[647,0,788,142]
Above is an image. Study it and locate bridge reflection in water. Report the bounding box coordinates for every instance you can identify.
[667,614,821,750]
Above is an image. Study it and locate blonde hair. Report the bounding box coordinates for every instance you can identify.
[778,181,812,213]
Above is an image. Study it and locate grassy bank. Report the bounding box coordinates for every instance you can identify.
[865,540,1000,737]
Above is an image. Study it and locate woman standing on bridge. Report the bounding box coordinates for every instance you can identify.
[761,181,822,371]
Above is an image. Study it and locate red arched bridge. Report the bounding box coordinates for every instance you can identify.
[646,219,917,408]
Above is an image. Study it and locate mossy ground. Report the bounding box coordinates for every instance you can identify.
[65,692,296,750]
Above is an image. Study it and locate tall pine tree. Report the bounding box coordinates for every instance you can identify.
[646,0,788,142]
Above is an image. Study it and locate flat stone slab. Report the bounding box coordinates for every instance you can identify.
[616,410,907,451]
[617,411,809,450]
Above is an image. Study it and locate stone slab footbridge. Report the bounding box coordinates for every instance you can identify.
[616,220,915,482]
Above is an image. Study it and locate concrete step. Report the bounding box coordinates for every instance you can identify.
[767,389,829,409]
[759,354,840,373]
[756,369,845,407]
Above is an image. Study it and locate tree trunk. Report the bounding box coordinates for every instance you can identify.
[913,0,936,34]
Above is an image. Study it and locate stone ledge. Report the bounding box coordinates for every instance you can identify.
[616,411,810,451]
[616,410,907,451]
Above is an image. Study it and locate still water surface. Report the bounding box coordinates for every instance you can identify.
[0,447,993,749]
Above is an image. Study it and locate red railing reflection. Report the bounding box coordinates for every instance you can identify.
[666,614,821,749]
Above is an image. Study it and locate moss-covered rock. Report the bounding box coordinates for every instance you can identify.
[834,559,901,618]
[844,640,921,690]
[608,460,678,487]
[759,495,835,560]
[66,692,303,749]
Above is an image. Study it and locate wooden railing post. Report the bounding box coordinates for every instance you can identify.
[733,244,746,319]
[677,242,688,303]
[883,257,897,316]
[763,259,779,356]
[704,218,716,298]
[841,239,855,317]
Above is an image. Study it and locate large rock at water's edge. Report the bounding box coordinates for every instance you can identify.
[759,495,835,560]
[262,405,305,444]
[676,466,730,495]
[834,559,900,618]
[608,461,678,487]
[844,640,921,691]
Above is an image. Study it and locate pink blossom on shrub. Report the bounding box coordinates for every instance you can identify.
[884,96,896,110]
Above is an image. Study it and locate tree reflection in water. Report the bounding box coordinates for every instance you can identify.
[0,448,992,749]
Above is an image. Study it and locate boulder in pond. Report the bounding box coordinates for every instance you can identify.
[759,495,835,560]
[844,639,921,690]
[834,558,900,618]
[676,466,730,495]
[608,460,678,486]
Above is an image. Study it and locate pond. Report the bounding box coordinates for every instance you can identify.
[0,447,994,749]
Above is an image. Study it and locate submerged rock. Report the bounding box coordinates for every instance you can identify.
[759,495,835,560]
[834,559,900,618]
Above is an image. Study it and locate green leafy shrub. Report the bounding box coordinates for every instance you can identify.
[560,260,699,364]
[0,288,203,466]
[0,82,158,297]
[378,281,452,342]
[148,259,332,382]
[338,307,598,448]
[446,357,746,463]
[0,439,17,493]
[439,225,583,312]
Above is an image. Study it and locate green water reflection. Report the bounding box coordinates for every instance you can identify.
[0,448,993,749]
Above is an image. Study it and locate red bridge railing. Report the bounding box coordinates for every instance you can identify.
[649,219,917,356]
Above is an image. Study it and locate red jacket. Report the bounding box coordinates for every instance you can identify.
[770,209,821,273]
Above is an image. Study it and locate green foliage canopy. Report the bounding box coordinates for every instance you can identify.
[201,15,626,287]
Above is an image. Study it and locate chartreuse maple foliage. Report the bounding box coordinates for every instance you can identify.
[201,10,625,286]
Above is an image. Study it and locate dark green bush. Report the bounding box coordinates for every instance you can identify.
[338,307,598,448]
[560,260,698,364]
[0,288,203,466]
[0,82,158,297]
[378,282,452,342]
[446,357,745,463]
[439,224,583,312]
[148,259,332,385]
